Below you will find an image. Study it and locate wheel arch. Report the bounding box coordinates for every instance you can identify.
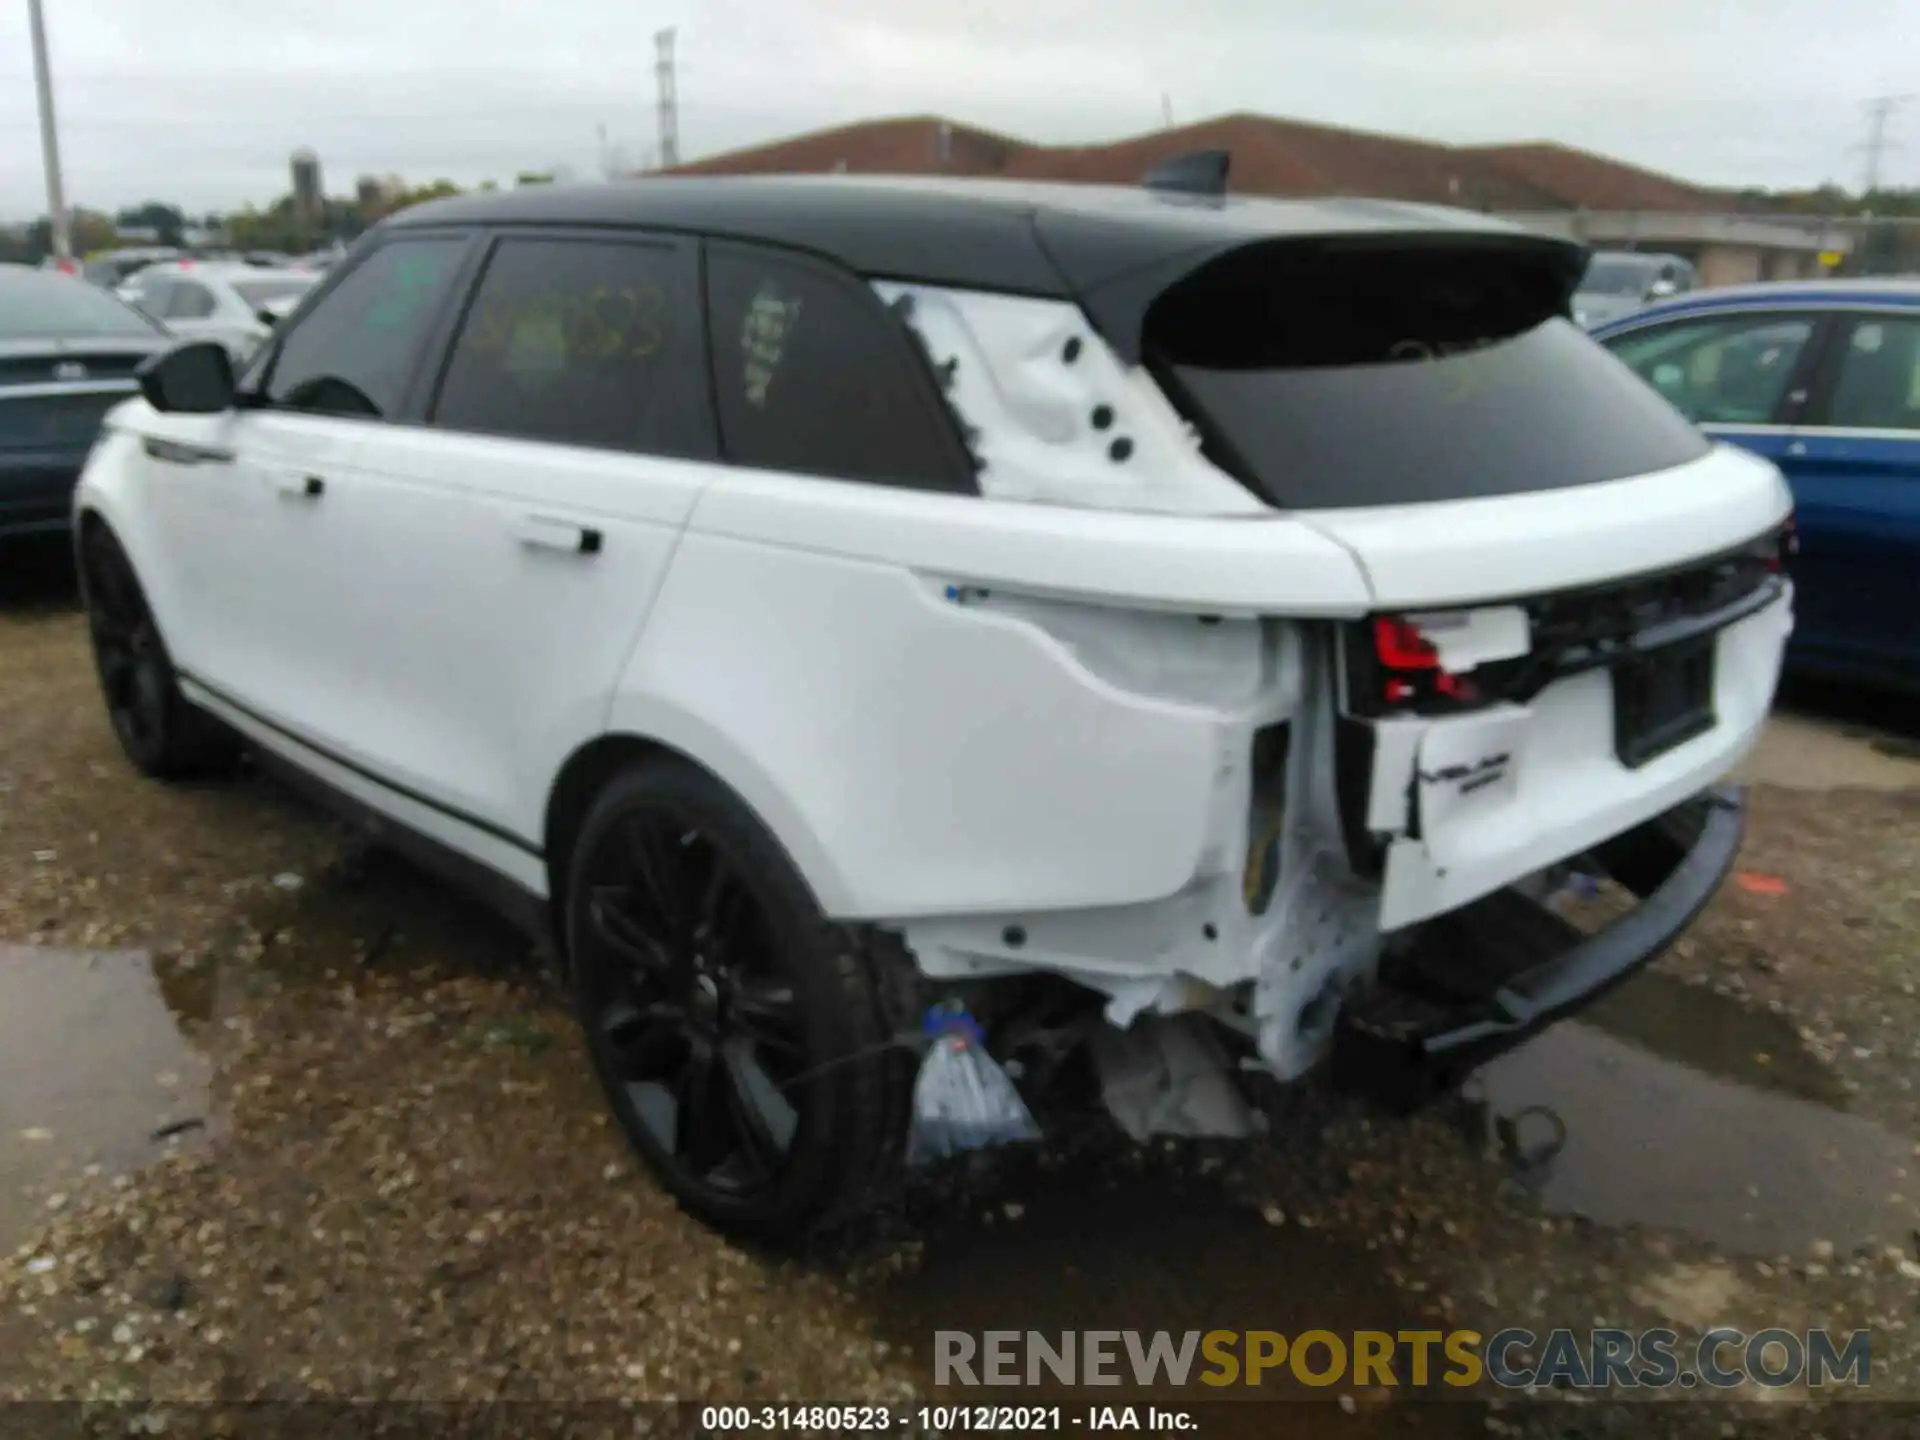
[72,498,174,645]
[542,725,859,959]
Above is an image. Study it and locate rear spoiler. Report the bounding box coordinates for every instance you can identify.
[1060,226,1591,365]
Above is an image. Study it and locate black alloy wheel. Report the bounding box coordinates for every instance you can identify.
[566,761,916,1239]
[585,811,804,1191]
[80,524,233,777]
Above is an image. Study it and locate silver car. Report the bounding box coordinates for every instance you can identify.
[1573,252,1696,329]
[116,262,319,364]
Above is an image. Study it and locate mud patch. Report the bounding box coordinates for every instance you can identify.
[1476,971,1918,1258]
[0,944,211,1254]
[872,1166,1483,1436]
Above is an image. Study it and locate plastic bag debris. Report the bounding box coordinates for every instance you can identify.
[906,1000,1041,1165]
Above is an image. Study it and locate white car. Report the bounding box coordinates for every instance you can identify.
[116,262,318,364]
[75,174,1794,1239]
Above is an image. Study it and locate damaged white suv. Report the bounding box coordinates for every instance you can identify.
[76,166,1793,1238]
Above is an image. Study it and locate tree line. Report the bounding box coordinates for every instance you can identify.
[0,172,560,265]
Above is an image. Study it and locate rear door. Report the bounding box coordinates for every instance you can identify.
[1782,308,1920,675]
[253,229,720,868]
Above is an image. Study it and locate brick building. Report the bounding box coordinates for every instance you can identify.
[662,112,1841,282]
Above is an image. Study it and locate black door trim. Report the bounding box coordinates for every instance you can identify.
[177,666,545,859]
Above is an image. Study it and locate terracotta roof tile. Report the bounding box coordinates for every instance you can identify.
[661,113,1729,214]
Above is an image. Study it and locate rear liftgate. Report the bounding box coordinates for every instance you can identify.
[1326,540,1787,1110]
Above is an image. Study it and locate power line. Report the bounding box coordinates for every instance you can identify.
[1853,93,1912,196]
[655,29,680,171]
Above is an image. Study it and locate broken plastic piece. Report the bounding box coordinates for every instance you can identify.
[1089,1013,1258,1142]
[1733,871,1789,897]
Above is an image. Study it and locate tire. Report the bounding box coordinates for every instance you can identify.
[80,523,238,779]
[564,758,919,1241]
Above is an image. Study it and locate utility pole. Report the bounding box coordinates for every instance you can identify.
[28,0,72,264]
[655,29,680,171]
[1856,94,1912,197]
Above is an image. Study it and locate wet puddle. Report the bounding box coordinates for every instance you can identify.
[873,1171,1481,1437]
[0,944,212,1254]
[1476,969,1918,1257]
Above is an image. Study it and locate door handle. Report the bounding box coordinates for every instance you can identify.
[268,470,325,498]
[515,514,603,555]
[1786,442,1807,457]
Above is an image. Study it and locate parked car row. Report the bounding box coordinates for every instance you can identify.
[1,265,171,539]
[116,262,320,365]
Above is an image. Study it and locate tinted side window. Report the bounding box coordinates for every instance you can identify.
[1824,315,1920,432]
[431,236,712,458]
[266,238,466,418]
[163,282,216,320]
[1604,312,1815,426]
[705,244,968,490]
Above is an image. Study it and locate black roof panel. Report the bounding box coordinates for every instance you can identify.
[391,175,1549,289]
[390,175,1582,360]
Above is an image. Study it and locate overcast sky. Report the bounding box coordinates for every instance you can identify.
[2,0,1913,220]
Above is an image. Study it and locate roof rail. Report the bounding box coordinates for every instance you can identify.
[1141,149,1230,198]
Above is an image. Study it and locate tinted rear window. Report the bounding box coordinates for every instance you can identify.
[1147,242,1707,509]
[704,243,971,491]
[0,268,162,340]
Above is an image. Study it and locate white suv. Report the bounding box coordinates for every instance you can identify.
[74,172,1794,1239]
[117,262,318,365]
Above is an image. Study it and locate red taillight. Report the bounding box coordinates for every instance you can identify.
[1373,616,1440,670]
[1767,516,1798,572]
[1373,614,1479,709]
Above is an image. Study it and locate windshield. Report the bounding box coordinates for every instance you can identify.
[232,276,317,309]
[0,268,164,340]
[1579,256,1659,296]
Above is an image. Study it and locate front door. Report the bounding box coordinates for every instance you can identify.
[244,230,720,864]
[161,232,478,742]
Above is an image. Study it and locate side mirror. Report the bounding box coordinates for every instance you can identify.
[137,340,236,414]
[1648,278,1679,300]
[255,307,280,328]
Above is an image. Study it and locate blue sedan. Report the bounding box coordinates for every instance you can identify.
[1592,281,1920,691]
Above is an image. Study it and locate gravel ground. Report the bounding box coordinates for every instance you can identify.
[3,550,1919,1437]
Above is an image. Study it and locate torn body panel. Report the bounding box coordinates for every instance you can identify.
[818,278,1793,1122]
[871,282,1267,516]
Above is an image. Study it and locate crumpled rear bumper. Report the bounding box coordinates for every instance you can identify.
[1330,785,1746,1111]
